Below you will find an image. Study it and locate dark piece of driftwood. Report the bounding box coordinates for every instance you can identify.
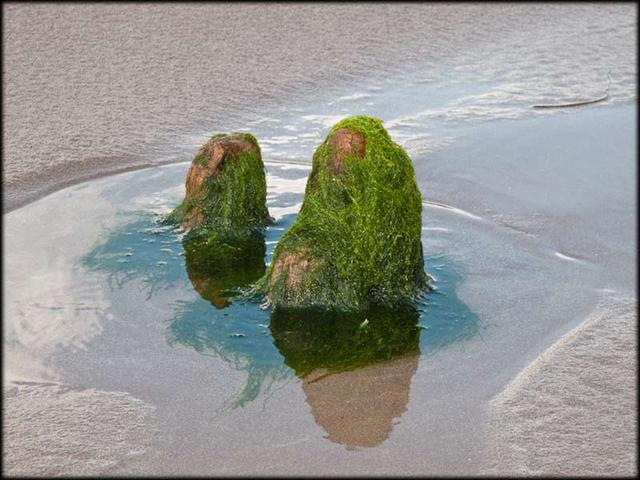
[532,71,611,109]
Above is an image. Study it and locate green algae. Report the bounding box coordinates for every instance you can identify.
[260,116,425,312]
[165,133,270,275]
[165,146,269,230]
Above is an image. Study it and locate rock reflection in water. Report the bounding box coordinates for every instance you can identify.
[303,353,419,448]
[270,305,421,448]
[183,231,266,309]
[83,208,479,415]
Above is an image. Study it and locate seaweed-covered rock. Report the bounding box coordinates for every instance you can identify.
[166,133,270,274]
[167,133,270,231]
[261,116,425,311]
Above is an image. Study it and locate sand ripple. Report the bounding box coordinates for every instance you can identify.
[485,296,637,476]
[3,381,163,476]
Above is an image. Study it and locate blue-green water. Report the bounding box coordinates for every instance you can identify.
[83,207,480,408]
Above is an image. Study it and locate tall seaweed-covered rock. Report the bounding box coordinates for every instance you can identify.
[261,116,425,311]
[166,133,270,274]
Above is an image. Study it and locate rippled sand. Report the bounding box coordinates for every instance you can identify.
[485,297,637,476]
[3,382,163,476]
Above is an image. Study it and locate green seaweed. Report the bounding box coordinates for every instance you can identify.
[167,158,269,230]
[259,116,425,311]
[165,132,270,274]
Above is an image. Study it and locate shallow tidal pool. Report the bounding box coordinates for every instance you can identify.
[4,160,487,474]
[81,162,481,411]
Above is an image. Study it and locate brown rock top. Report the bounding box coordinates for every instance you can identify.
[326,128,366,175]
[185,134,259,199]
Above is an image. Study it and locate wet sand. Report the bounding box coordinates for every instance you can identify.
[4,382,163,476]
[3,3,636,211]
[2,2,511,211]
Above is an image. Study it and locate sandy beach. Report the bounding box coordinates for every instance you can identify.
[3,3,637,476]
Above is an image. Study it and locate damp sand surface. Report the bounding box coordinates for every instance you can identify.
[4,102,636,475]
[3,3,636,211]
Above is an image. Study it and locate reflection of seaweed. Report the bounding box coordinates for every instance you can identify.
[268,302,422,449]
[82,211,287,407]
[83,213,186,300]
[168,298,289,407]
[268,257,478,449]
[184,230,266,309]
[82,210,481,410]
[270,304,421,378]
[179,221,290,406]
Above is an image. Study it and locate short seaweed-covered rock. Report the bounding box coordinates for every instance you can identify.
[165,133,271,273]
[260,116,426,312]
